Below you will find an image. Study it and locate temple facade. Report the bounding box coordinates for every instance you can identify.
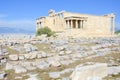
[36,10,115,37]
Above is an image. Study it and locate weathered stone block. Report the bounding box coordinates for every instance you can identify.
[9,54,18,61]
[70,63,107,80]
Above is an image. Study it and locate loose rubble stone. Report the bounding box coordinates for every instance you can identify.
[59,51,65,56]
[1,58,7,64]
[87,77,102,80]
[15,76,22,79]
[5,63,13,70]
[14,65,27,73]
[24,52,37,59]
[0,49,8,56]
[9,54,18,61]
[62,77,70,80]
[47,58,61,67]
[36,61,50,70]
[24,44,38,53]
[51,39,68,46]
[26,73,38,80]
[108,66,120,75]
[25,66,37,71]
[116,78,120,80]
[40,51,47,58]
[37,53,42,58]
[0,73,7,79]
[25,77,39,80]
[65,50,72,54]
[19,55,25,60]
[49,72,60,79]
[31,46,38,51]
[29,52,37,59]
[60,68,74,75]
[8,42,14,46]
[60,60,73,65]
[25,47,31,53]
[56,46,65,52]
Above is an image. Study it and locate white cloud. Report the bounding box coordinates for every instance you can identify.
[0,19,35,30]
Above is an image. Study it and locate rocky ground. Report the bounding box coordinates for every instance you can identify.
[0,34,120,80]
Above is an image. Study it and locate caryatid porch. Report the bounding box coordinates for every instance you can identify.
[64,16,87,29]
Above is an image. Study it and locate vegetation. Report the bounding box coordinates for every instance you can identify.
[36,27,55,37]
[115,30,120,34]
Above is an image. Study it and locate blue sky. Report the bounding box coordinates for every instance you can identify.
[0,0,120,32]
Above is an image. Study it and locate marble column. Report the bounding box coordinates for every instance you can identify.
[112,17,114,35]
[65,20,68,29]
[68,20,70,28]
[70,20,71,28]
[36,23,38,29]
[80,20,82,29]
[82,20,84,29]
[39,22,41,28]
[71,20,73,28]
[38,23,40,28]
[76,20,78,29]
[78,20,80,28]
[65,20,69,29]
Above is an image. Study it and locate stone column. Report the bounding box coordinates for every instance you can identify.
[39,22,41,28]
[78,20,80,28]
[82,20,83,29]
[70,20,71,28]
[68,20,70,28]
[65,20,69,29]
[38,23,40,28]
[80,20,82,29]
[71,20,73,28]
[65,20,67,29]
[76,20,78,29]
[36,23,38,30]
[56,17,58,27]
[112,17,115,35]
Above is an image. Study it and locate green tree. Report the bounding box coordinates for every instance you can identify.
[36,27,54,37]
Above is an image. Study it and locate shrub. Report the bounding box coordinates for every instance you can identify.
[115,30,120,34]
[36,27,54,37]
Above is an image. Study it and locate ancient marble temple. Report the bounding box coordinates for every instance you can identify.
[36,10,115,37]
